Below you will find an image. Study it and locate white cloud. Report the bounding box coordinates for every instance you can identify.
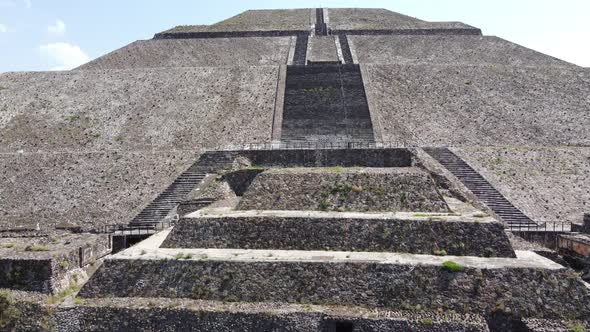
[47,19,65,34]
[0,23,7,33]
[23,0,30,8]
[39,42,90,70]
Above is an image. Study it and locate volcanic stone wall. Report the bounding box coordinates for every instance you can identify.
[237,168,449,212]
[80,258,590,320]
[328,8,480,34]
[159,9,314,35]
[163,214,514,257]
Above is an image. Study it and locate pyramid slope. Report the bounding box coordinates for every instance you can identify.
[350,35,574,67]
[79,37,293,70]
[363,64,590,146]
[454,147,590,225]
[0,66,278,231]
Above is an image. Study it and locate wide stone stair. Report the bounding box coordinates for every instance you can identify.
[281,64,375,144]
[424,147,538,228]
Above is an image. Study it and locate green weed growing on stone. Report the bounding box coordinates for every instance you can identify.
[442,261,464,272]
[567,322,587,332]
[0,291,21,329]
[433,250,447,256]
[1,243,15,249]
[65,114,81,122]
[47,285,82,305]
[419,318,433,325]
[318,199,330,211]
[59,261,69,269]
[175,253,193,260]
[25,245,49,252]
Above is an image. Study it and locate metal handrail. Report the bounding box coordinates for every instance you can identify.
[213,141,418,152]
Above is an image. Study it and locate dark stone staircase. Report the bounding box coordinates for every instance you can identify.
[424,147,538,228]
[130,170,206,226]
[129,151,237,227]
[281,64,375,144]
[315,8,328,36]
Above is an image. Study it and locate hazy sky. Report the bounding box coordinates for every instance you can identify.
[0,0,589,72]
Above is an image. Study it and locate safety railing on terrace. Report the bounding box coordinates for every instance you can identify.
[95,219,176,235]
[510,222,574,249]
[213,141,414,151]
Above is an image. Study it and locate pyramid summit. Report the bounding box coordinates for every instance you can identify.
[0,8,589,331]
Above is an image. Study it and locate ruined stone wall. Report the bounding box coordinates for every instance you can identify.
[163,214,514,257]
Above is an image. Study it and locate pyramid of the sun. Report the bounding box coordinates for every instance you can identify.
[0,8,589,331]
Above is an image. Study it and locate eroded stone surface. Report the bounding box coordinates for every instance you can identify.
[163,211,514,257]
[237,167,449,212]
[363,64,590,146]
[453,147,590,224]
[351,35,572,67]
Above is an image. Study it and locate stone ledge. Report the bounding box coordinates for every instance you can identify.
[163,210,514,257]
[79,233,589,320]
[53,298,490,332]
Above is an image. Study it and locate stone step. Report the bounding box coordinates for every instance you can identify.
[80,233,589,321]
[162,210,515,257]
[60,297,490,332]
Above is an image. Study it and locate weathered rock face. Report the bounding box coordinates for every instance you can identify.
[0,66,279,230]
[363,64,590,146]
[79,258,590,320]
[163,213,515,257]
[237,167,449,212]
[350,35,572,67]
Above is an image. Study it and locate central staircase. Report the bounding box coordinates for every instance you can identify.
[281,64,375,144]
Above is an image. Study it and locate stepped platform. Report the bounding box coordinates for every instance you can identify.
[163,209,514,257]
[0,233,109,293]
[79,229,590,320]
[308,36,341,64]
[236,167,449,212]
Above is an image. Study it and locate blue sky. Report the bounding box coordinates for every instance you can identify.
[0,0,589,72]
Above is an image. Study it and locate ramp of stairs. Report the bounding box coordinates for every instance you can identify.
[424,147,538,228]
[281,64,375,144]
[129,151,237,227]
